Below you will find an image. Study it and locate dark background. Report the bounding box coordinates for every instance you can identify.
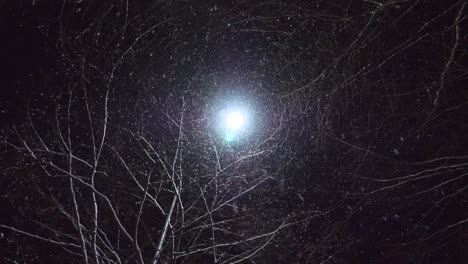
[1,0,467,263]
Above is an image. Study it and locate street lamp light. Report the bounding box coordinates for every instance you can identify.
[225,111,245,130]
[219,107,250,142]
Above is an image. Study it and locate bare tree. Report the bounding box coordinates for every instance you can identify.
[1,85,305,263]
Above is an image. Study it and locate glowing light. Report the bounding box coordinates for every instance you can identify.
[218,106,251,143]
[225,111,245,130]
[224,133,236,142]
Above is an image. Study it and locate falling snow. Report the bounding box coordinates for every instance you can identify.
[0,1,467,263]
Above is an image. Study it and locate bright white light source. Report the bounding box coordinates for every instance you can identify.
[225,111,245,130]
[217,106,251,143]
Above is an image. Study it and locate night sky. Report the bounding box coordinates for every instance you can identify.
[0,0,467,263]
